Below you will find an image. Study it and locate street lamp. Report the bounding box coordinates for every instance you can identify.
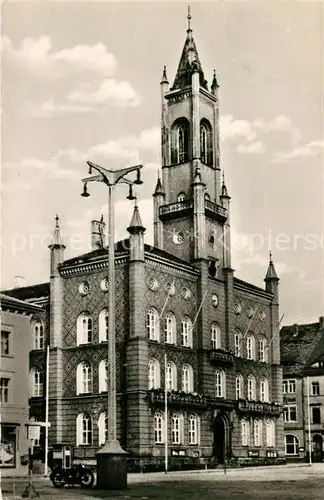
[81,161,143,489]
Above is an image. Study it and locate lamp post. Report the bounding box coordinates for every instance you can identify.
[81,161,143,489]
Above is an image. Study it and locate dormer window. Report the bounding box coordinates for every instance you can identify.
[200,119,213,166]
[171,118,189,165]
[177,192,186,202]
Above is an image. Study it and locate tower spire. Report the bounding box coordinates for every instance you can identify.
[187,5,192,32]
[49,214,65,249]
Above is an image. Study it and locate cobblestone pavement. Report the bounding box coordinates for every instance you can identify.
[1,464,324,500]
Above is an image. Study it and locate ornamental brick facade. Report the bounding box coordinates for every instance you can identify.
[2,20,285,469]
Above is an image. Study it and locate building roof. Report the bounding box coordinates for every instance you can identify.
[0,293,42,314]
[280,319,324,376]
[2,282,50,302]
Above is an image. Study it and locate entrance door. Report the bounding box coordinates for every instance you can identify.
[313,435,323,463]
[213,417,225,463]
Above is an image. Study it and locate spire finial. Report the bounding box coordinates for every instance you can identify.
[55,214,59,227]
[222,171,225,185]
[134,196,138,208]
[187,5,192,32]
[269,250,273,262]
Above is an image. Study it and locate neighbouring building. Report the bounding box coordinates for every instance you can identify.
[281,317,324,462]
[0,293,41,476]
[2,16,285,470]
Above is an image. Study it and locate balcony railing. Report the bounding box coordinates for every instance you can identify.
[204,199,227,220]
[148,389,207,409]
[159,201,193,219]
[237,399,282,417]
[209,349,234,365]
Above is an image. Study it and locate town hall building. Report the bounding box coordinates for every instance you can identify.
[3,17,285,469]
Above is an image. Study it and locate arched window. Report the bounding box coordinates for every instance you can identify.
[146,308,160,342]
[246,333,255,360]
[177,192,186,202]
[285,434,299,455]
[76,413,92,446]
[154,412,165,444]
[234,329,242,357]
[215,369,226,398]
[181,364,194,393]
[236,374,244,400]
[266,420,275,447]
[181,317,193,348]
[260,377,269,402]
[34,322,44,350]
[241,419,250,446]
[99,308,109,343]
[76,312,93,345]
[204,192,211,201]
[171,413,184,445]
[254,419,262,447]
[30,369,44,397]
[211,323,221,350]
[200,119,213,166]
[171,119,189,164]
[98,412,108,446]
[99,360,108,393]
[166,362,177,391]
[258,337,267,362]
[164,313,176,344]
[188,414,200,445]
[148,359,160,390]
[76,362,93,395]
[247,375,256,401]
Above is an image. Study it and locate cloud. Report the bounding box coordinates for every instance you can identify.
[67,78,140,107]
[2,35,117,76]
[274,140,324,162]
[236,141,265,154]
[220,115,257,142]
[3,157,79,182]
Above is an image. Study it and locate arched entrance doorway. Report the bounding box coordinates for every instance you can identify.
[313,435,323,463]
[212,413,230,463]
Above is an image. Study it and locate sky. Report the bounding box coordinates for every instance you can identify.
[1,0,323,325]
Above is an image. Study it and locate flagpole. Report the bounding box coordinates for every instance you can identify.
[267,313,285,350]
[164,353,168,474]
[307,376,312,466]
[192,289,208,329]
[242,305,259,341]
[44,345,50,476]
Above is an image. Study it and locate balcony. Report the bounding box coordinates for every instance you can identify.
[204,200,227,221]
[237,399,282,417]
[209,349,234,365]
[148,389,207,409]
[159,201,193,220]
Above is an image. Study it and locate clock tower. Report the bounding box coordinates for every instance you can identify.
[153,11,231,275]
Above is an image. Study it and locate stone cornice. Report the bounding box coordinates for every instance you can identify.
[145,253,199,279]
[234,279,273,301]
[59,254,128,277]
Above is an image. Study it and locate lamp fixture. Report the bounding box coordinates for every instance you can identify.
[81,183,90,197]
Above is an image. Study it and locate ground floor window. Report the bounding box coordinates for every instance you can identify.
[154,412,165,444]
[0,424,17,468]
[188,414,200,445]
[285,434,299,455]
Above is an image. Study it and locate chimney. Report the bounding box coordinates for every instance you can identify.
[319,317,324,329]
[293,323,299,337]
[14,276,26,288]
[91,217,105,251]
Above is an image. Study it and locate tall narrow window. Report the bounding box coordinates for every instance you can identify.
[154,412,165,444]
[171,119,189,164]
[241,419,249,446]
[215,369,225,398]
[99,309,109,342]
[260,377,269,402]
[181,364,194,393]
[76,312,93,345]
[247,375,256,401]
[254,419,262,447]
[99,360,108,393]
[34,323,44,350]
[31,369,44,397]
[148,359,160,390]
[181,317,193,347]
[246,333,255,360]
[171,413,184,445]
[98,412,108,446]
[234,329,242,357]
[0,378,10,403]
[76,413,92,446]
[236,374,244,400]
[266,420,275,447]
[146,308,160,341]
[200,119,213,166]
[76,362,93,395]
[188,414,200,445]
[211,323,221,350]
[258,337,267,362]
[164,313,176,344]
[166,362,177,391]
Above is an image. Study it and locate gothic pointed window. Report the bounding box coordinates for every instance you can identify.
[99,308,109,342]
[76,312,93,345]
[99,360,108,393]
[200,119,213,166]
[181,364,194,393]
[171,118,189,165]
[76,413,92,446]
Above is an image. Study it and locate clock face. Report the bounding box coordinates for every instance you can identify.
[79,282,90,296]
[212,294,219,307]
[100,278,109,292]
[173,232,184,245]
